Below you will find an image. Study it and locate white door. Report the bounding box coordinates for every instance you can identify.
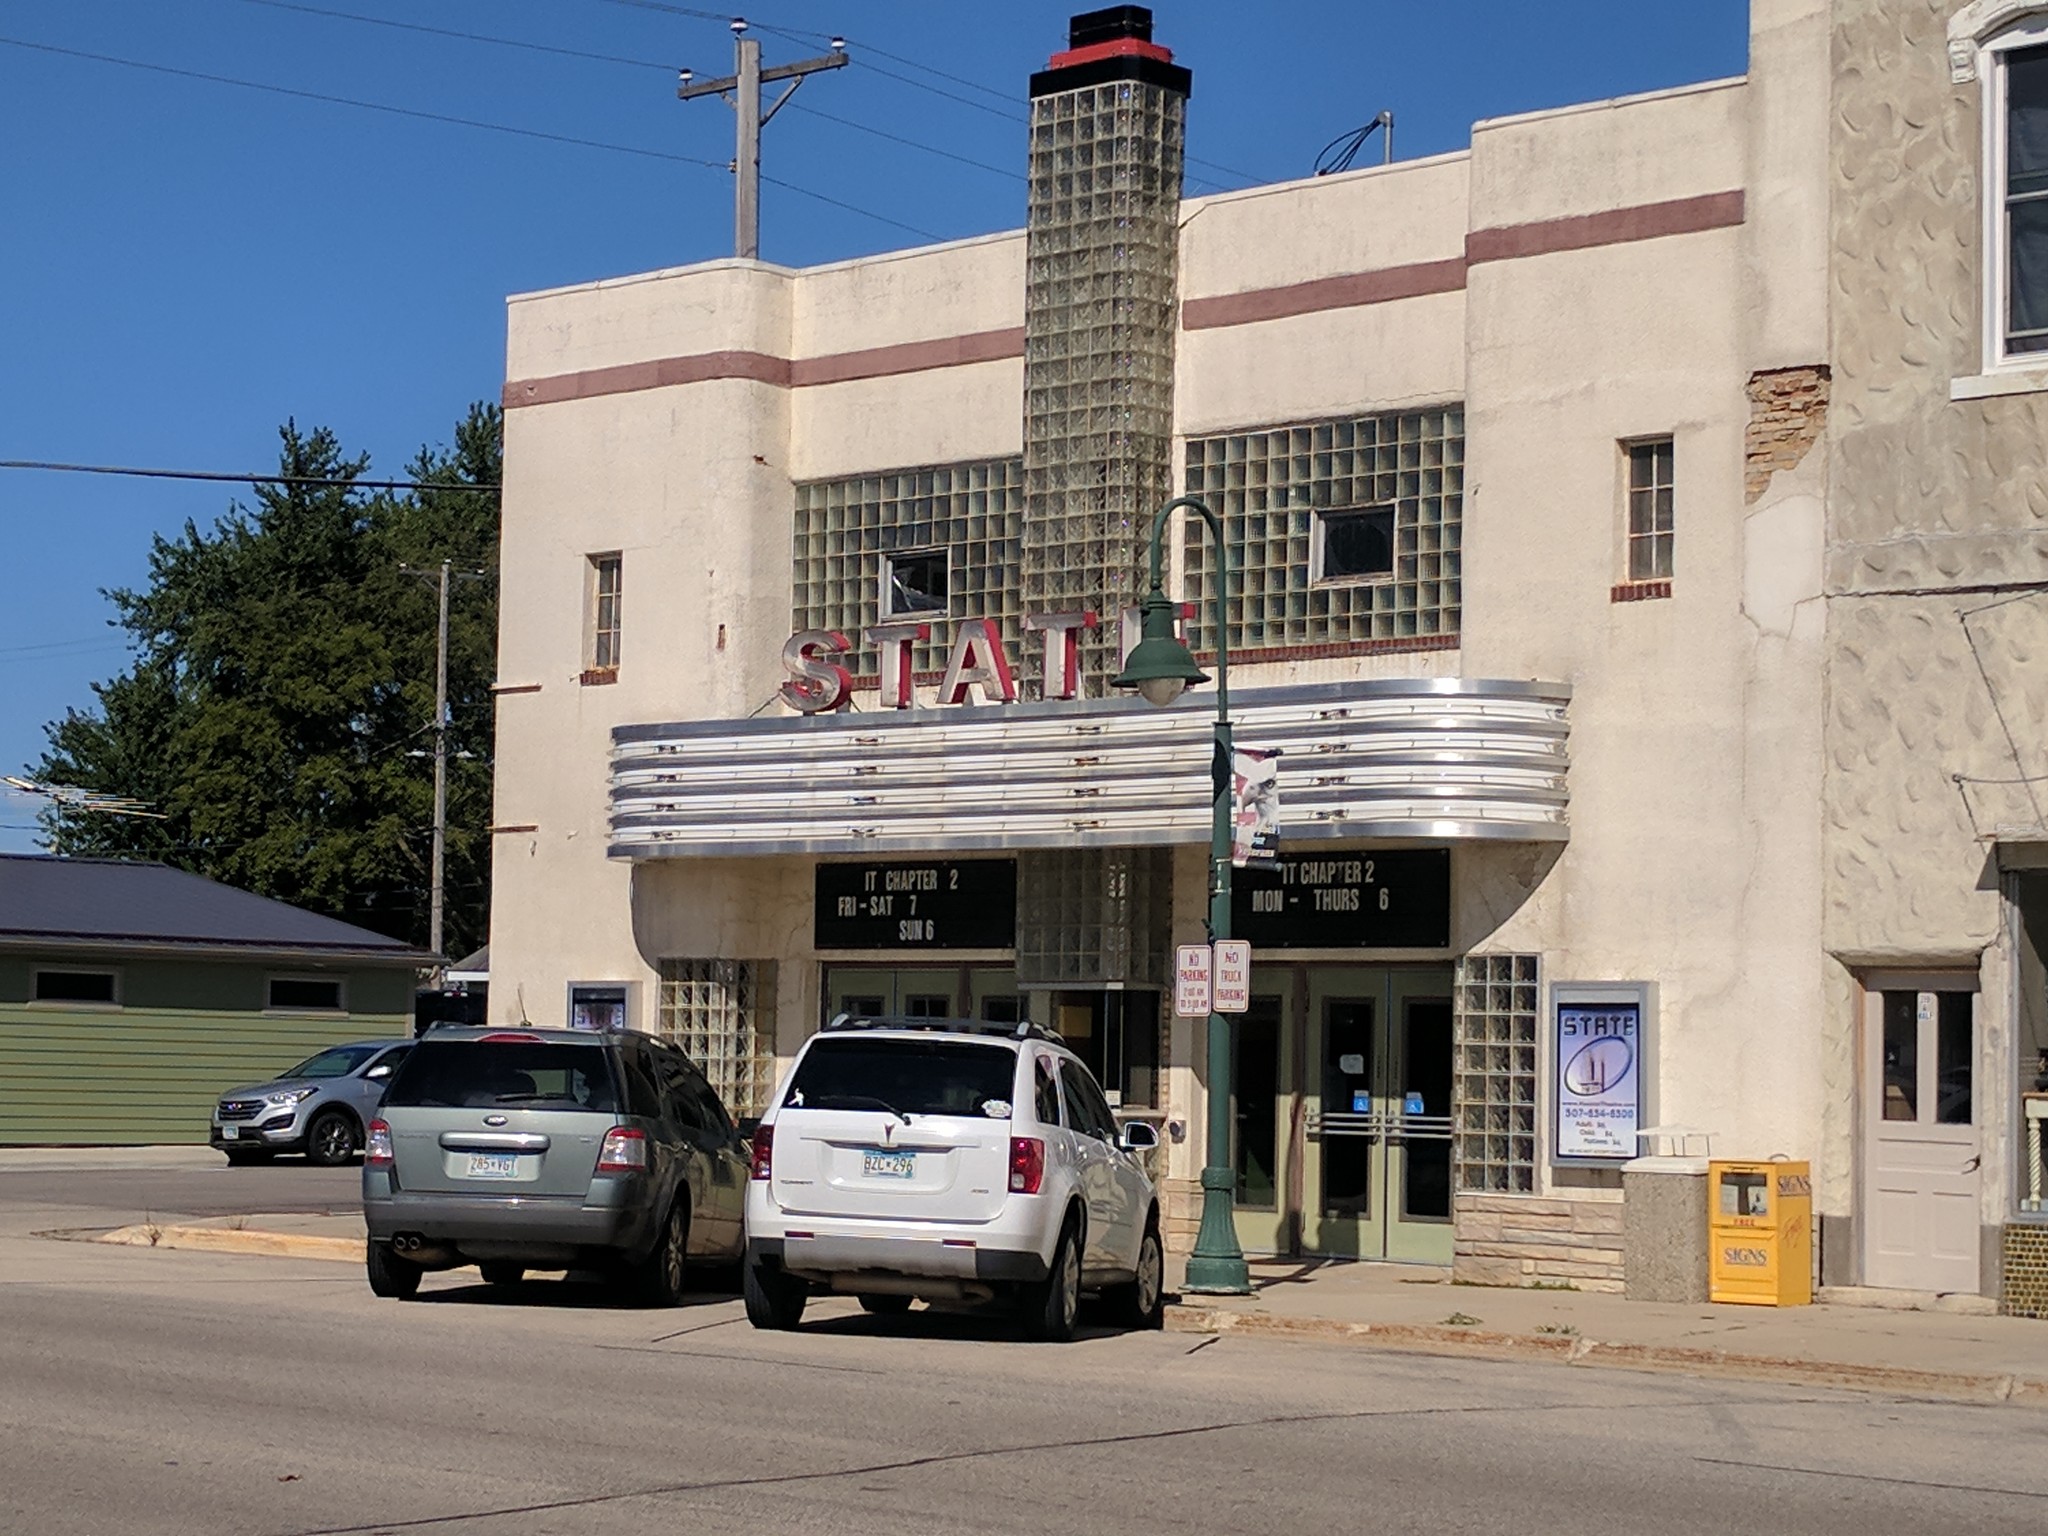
[1862,984,1981,1294]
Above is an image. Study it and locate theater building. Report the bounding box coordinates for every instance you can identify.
[487,2,2048,1309]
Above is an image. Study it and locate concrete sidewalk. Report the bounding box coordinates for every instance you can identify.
[1166,1256,2048,1404]
[46,1208,2048,1405]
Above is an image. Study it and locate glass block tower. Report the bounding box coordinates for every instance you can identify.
[1022,6,1190,696]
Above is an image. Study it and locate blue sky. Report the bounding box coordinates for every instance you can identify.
[0,0,1749,851]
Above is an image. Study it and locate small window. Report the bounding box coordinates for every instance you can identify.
[882,550,948,618]
[1312,507,1395,584]
[1998,40,2048,362]
[1625,438,1675,580]
[33,970,117,1004]
[589,552,622,670]
[268,977,343,1012]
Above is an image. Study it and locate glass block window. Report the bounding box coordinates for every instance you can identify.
[1022,78,1186,694]
[792,460,1024,682]
[1014,846,1172,988]
[1625,437,1675,581]
[1453,953,1538,1194]
[656,958,778,1117]
[1183,409,1464,654]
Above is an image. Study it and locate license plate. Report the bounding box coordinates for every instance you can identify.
[465,1152,519,1179]
[221,1126,238,1141]
[861,1150,915,1180]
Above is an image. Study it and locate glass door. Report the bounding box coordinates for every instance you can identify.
[1301,967,1454,1262]
[1382,974,1454,1263]
[1230,976,1296,1256]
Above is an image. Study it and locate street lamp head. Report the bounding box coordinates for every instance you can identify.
[1112,588,1208,708]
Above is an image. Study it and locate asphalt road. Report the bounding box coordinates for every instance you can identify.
[5,1177,2048,1536]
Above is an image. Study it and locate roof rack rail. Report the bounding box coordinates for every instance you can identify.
[821,1012,1061,1044]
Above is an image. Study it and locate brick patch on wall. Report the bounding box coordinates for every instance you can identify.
[2002,1222,2048,1319]
[1610,579,1672,604]
[1744,364,1830,504]
[1453,1193,1626,1293]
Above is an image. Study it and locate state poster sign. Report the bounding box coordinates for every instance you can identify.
[1553,1001,1642,1161]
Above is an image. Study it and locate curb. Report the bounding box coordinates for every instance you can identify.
[93,1223,364,1264]
[1164,1305,2048,1407]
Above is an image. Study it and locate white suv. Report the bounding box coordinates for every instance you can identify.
[743,1016,1165,1341]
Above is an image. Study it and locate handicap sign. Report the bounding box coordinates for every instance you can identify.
[1351,1090,1372,1114]
[1403,1090,1425,1116]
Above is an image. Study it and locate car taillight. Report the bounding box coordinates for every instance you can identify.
[1008,1136,1044,1195]
[596,1127,648,1173]
[749,1123,773,1181]
[365,1118,394,1168]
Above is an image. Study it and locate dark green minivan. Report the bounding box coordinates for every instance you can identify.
[362,1027,748,1303]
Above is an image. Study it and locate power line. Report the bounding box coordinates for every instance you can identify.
[786,102,1023,183]
[236,0,671,71]
[236,0,671,70]
[0,459,499,492]
[235,0,1022,186]
[0,33,939,239]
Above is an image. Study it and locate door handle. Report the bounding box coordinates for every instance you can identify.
[1962,1155,1982,1173]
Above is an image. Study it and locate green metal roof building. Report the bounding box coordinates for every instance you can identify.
[0,854,433,1145]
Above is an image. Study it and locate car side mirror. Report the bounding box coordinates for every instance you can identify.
[1118,1120,1160,1152]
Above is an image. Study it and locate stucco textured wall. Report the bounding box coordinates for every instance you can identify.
[1825,0,2048,1242]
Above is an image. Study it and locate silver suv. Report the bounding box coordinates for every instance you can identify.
[211,1040,413,1166]
[362,1027,747,1304]
[744,1016,1164,1341]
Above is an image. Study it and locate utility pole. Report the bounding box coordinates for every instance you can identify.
[678,18,849,259]
[401,560,487,964]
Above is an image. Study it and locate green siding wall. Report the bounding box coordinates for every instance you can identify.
[1,956,418,1145]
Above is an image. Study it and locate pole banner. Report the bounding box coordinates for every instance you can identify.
[1230,746,1281,868]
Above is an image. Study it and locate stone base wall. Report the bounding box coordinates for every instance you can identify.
[1452,1193,1626,1293]
[1159,1175,1201,1257]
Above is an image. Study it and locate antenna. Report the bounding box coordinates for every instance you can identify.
[1314,110,1395,176]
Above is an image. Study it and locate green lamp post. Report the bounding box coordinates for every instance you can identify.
[1112,494,1251,1295]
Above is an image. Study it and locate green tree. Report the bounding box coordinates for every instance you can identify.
[34,404,501,955]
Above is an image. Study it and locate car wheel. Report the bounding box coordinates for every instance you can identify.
[305,1109,359,1167]
[743,1257,807,1331]
[479,1262,525,1287]
[857,1293,913,1316]
[1022,1215,1082,1343]
[366,1240,422,1300]
[1105,1217,1166,1331]
[222,1148,272,1167]
[625,1201,689,1308]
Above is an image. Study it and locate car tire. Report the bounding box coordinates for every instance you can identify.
[479,1262,525,1288]
[1104,1216,1166,1331]
[857,1293,913,1316]
[743,1257,807,1331]
[366,1241,422,1300]
[305,1109,359,1167]
[1022,1214,1082,1343]
[222,1148,272,1167]
[625,1201,689,1308]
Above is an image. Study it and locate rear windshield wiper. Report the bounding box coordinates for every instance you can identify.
[810,1093,912,1123]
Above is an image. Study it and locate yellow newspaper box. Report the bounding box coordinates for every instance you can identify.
[1708,1160,1812,1306]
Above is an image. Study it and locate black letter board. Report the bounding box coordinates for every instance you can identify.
[814,859,1018,950]
[1231,849,1450,948]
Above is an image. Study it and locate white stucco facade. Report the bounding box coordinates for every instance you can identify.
[486,3,2048,1309]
